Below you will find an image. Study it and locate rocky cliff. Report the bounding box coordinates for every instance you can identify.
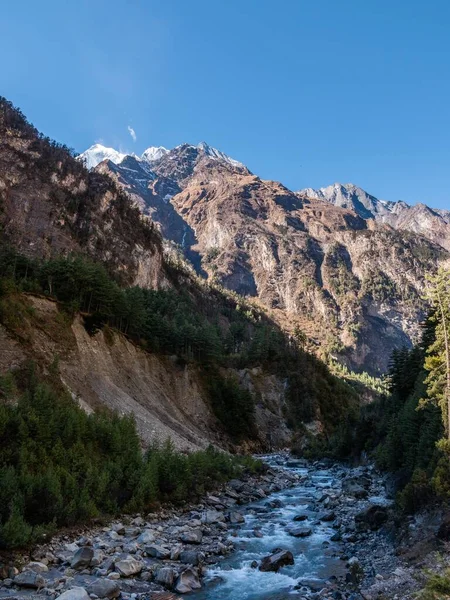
[91,145,448,374]
[1,98,358,450]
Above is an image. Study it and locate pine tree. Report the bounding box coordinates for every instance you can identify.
[423,268,450,440]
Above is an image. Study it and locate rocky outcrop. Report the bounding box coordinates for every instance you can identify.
[95,146,448,374]
[301,182,450,253]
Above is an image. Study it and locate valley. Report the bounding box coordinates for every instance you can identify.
[1,96,450,600]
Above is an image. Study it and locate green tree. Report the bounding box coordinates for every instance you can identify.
[423,268,450,439]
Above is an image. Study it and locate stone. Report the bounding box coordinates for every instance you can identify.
[179,550,204,566]
[14,570,46,588]
[201,510,225,524]
[174,568,201,593]
[293,514,308,521]
[155,567,176,588]
[180,529,203,544]
[71,547,94,570]
[320,511,336,522]
[90,550,105,568]
[355,505,388,531]
[56,588,90,600]
[87,579,120,599]
[229,511,245,524]
[137,530,155,544]
[146,545,171,559]
[288,526,312,537]
[259,549,294,572]
[342,480,368,499]
[170,544,183,560]
[111,523,125,535]
[24,561,48,573]
[115,558,143,577]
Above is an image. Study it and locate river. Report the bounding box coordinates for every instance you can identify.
[190,455,393,599]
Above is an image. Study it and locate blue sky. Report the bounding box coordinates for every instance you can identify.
[2,0,450,207]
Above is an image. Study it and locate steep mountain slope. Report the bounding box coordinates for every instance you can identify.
[301,182,450,252]
[90,145,448,374]
[0,100,165,289]
[0,97,358,451]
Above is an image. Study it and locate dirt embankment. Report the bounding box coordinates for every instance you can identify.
[0,296,291,451]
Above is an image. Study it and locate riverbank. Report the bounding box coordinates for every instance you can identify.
[1,456,449,599]
[0,462,301,599]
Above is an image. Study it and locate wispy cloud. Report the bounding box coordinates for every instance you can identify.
[127,126,137,142]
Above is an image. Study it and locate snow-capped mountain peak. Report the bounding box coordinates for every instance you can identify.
[196,141,243,167]
[77,144,127,170]
[141,146,169,163]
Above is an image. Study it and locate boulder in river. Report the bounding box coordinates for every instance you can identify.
[288,525,312,537]
[293,513,308,521]
[259,549,294,572]
[229,511,245,524]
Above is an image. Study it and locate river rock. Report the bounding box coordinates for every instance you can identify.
[342,479,368,499]
[87,579,120,599]
[201,510,225,524]
[288,525,312,537]
[56,587,90,600]
[115,558,143,577]
[14,570,46,588]
[179,550,204,566]
[71,547,94,570]
[24,561,49,573]
[320,511,336,522]
[146,545,171,559]
[259,549,294,572]
[155,567,176,588]
[137,530,156,544]
[174,568,201,593]
[229,511,245,524]
[293,514,308,521]
[180,529,203,544]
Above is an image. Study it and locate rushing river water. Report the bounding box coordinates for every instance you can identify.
[191,456,362,600]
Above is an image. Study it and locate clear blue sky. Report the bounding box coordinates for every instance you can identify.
[2,0,449,207]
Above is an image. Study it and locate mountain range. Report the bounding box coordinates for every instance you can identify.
[78,142,449,374]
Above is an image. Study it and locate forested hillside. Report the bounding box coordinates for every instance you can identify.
[337,268,450,512]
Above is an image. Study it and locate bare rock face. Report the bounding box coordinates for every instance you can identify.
[301,182,450,252]
[97,150,448,374]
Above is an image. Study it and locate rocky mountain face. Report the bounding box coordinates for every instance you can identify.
[87,145,448,375]
[2,97,356,450]
[301,182,450,252]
